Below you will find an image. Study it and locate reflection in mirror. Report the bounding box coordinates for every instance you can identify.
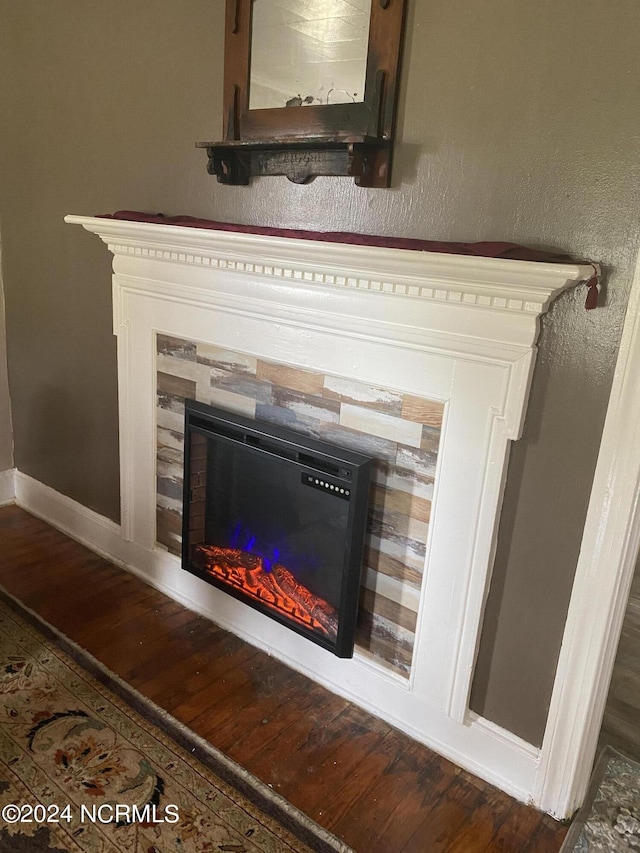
[249,0,372,111]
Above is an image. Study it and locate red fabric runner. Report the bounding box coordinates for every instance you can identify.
[98,210,600,308]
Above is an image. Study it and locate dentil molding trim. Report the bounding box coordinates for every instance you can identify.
[66,216,591,319]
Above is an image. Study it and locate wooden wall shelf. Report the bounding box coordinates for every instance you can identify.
[195,137,392,186]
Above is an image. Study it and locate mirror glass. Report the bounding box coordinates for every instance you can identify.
[249,0,372,111]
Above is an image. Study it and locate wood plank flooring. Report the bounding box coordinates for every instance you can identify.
[0,505,568,852]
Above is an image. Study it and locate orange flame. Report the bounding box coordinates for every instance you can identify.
[192,545,338,641]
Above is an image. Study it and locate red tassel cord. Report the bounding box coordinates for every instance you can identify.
[584,264,601,310]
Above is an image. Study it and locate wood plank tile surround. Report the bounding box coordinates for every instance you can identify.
[0,506,567,852]
[156,334,444,677]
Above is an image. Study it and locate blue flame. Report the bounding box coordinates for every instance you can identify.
[228,522,279,572]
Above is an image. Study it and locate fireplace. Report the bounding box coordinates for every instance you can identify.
[66,213,594,808]
[182,400,372,657]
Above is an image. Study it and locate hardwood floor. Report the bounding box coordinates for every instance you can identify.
[0,505,567,852]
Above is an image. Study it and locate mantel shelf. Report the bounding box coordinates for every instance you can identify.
[195,136,392,186]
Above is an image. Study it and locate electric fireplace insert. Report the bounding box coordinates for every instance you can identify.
[182,399,372,658]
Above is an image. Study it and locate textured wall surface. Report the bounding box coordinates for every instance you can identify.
[0,0,639,744]
[0,236,13,472]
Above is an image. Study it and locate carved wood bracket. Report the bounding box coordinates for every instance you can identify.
[197,138,392,187]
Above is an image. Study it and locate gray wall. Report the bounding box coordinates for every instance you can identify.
[1,0,639,745]
[0,234,14,472]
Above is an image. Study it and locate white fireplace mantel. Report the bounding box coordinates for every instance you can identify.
[65,214,592,810]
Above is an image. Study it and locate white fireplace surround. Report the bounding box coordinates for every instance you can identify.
[64,214,591,810]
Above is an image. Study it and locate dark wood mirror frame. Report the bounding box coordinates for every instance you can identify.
[197,0,408,187]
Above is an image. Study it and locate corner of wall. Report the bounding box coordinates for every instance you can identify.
[0,222,15,472]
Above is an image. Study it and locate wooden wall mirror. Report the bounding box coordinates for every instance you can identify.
[197,0,408,187]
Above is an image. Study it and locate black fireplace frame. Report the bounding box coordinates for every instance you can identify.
[181,399,372,658]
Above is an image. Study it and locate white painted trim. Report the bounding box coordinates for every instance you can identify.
[64,214,591,810]
[14,472,123,563]
[0,468,15,506]
[535,245,640,819]
[64,215,592,321]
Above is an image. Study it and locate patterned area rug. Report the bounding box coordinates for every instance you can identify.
[560,746,640,851]
[0,587,353,852]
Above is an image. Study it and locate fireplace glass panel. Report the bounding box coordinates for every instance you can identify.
[182,400,371,657]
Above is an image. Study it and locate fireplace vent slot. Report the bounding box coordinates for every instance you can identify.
[297,452,341,476]
[190,415,244,443]
[244,433,296,461]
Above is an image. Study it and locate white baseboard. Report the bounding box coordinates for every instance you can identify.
[14,472,125,566]
[11,470,542,811]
